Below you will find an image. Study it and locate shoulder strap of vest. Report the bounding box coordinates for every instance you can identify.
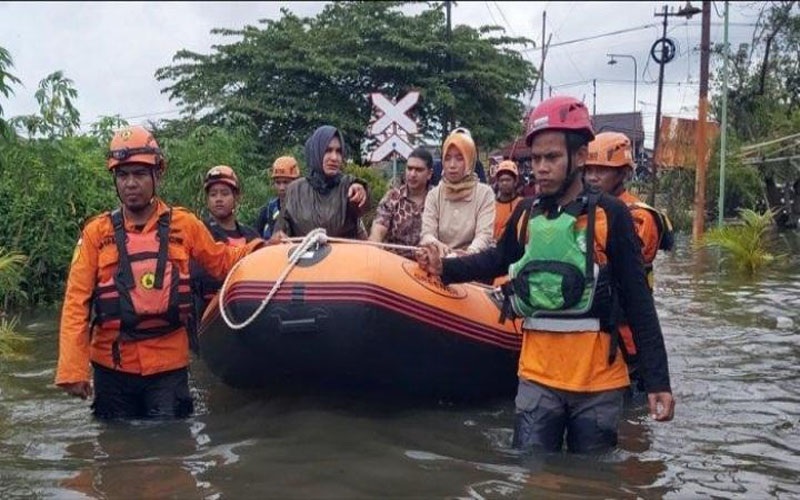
[584,192,599,282]
[153,209,171,290]
[110,208,134,290]
[627,201,674,251]
[204,218,229,243]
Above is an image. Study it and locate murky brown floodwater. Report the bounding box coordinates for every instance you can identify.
[1,234,799,499]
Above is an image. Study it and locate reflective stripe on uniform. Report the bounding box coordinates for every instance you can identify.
[522,317,601,332]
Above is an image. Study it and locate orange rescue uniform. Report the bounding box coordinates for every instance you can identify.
[56,199,261,385]
[494,196,522,241]
[513,205,631,393]
[616,190,661,356]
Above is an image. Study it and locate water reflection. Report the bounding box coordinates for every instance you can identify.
[1,236,799,498]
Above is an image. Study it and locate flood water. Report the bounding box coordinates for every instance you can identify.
[1,234,799,499]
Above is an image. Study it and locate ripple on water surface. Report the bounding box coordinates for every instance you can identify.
[1,239,799,498]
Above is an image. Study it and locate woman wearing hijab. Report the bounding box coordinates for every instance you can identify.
[419,130,495,257]
[273,125,369,239]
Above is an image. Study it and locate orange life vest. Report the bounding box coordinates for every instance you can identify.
[92,208,192,366]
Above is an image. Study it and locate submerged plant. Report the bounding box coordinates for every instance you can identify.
[703,209,778,274]
[0,247,27,308]
[0,316,30,361]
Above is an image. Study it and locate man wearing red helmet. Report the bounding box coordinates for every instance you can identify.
[416,96,674,453]
[56,126,266,420]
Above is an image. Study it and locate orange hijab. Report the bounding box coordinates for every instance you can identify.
[441,132,478,201]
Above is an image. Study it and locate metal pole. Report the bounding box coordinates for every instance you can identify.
[632,57,638,146]
[540,11,546,102]
[692,0,711,243]
[444,0,452,136]
[718,0,730,226]
[650,5,669,205]
[592,79,597,118]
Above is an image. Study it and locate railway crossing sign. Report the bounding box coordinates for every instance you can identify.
[368,91,419,163]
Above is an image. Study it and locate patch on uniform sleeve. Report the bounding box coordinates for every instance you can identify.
[71,238,83,265]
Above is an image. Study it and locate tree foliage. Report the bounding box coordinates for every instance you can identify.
[0,46,22,137]
[710,1,800,223]
[156,2,536,159]
[11,71,81,138]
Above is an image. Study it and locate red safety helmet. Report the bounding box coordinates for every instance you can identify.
[524,96,595,146]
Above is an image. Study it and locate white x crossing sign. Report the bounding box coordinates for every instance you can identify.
[370,92,419,135]
[368,91,420,163]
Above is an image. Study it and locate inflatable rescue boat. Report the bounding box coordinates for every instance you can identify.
[198,235,522,400]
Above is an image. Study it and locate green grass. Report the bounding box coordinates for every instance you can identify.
[703,209,778,274]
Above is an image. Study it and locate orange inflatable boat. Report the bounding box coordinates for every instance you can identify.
[198,240,522,400]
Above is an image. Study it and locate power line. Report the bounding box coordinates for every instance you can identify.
[520,21,756,54]
[492,1,517,38]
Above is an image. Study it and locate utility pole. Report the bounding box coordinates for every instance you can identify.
[650,1,700,205]
[650,5,669,206]
[718,0,730,226]
[444,0,452,137]
[592,79,597,118]
[540,11,546,102]
[692,0,711,243]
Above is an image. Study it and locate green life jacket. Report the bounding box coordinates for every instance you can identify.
[500,191,619,362]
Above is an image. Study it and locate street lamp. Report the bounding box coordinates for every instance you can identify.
[607,53,638,149]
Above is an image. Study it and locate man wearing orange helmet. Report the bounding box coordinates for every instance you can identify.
[256,156,300,239]
[416,96,674,453]
[584,132,674,399]
[56,126,266,420]
[493,160,522,241]
[190,165,259,332]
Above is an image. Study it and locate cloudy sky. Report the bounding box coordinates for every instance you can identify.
[1,1,760,148]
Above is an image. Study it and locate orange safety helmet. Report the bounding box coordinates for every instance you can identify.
[495,160,519,179]
[106,125,164,171]
[271,156,300,180]
[586,132,635,169]
[204,165,240,192]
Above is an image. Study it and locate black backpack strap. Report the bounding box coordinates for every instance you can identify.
[498,281,516,324]
[584,192,598,283]
[110,208,134,290]
[606,284,620,365]
[153,209,171,289]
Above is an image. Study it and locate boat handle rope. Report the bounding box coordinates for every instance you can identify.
[217,230,441,331]
[218,228,329,331]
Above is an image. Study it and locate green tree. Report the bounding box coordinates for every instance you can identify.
[0,46,22,137]
[89,114,130,145]
[710,1,800,224]
[11,71,81,138]
[156,2,536,160]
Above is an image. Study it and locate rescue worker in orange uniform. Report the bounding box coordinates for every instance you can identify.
[255,156,301,239]
[583,132,674,398]
[56,126,266,419]
[493,160,522,241]
[416,96,674,453]
[190,165,259,338]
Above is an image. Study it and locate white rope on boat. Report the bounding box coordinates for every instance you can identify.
[218,228,329,331]
[285,236,420,253]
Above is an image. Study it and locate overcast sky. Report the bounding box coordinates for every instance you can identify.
[1,1,760,148]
